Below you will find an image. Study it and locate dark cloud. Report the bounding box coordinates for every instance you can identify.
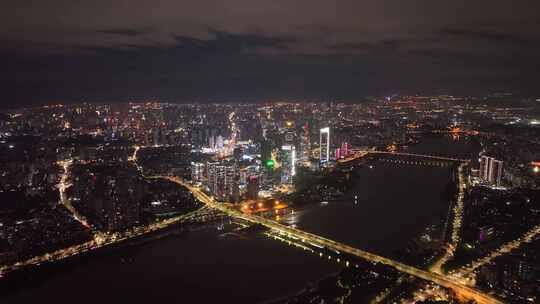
[327,39,416,56]
[97,29,147,37]
[1,0,540,107]
[208,29,296,50]
[442,28,540,47]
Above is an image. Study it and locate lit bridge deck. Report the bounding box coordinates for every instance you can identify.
[357,150,470,162]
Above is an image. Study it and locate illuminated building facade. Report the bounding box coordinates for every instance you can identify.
[341,142,349,158]
[300,122,311,161]
[479,155,503,186]
[280,145,296,184]
[335,148,341,160]
[206,162,220,195]
[206,161,239,202]
[320,127,330,165]
[190,162,205,183]
[246,176,260,199]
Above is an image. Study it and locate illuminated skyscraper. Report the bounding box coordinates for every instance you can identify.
[206,161,239,202]
[190,162,205,183]
[300,122,311,161]
[281,145,296,184]
[292,147,296,176]
[341,142,349,158]
[479,155,503,186]
[284,130,295,144]
[224,164,238,202]
[152,128,160,146]
[206,162,220,195]
[320,127,330,164]
[216,135,224,149]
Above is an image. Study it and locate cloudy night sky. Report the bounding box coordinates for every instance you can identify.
[2,0,540,107]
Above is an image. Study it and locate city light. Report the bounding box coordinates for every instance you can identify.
[532,162,540,174]
[291,148,296,176]
[319,127,330,164]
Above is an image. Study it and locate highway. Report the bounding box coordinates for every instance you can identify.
[429,162,467,274]
[167,176,503,304]
[56,159,91,228]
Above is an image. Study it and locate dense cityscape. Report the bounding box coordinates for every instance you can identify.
[3,0,540,303]
[0,95,539,303]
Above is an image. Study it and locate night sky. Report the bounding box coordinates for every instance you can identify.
[2,0,540,107]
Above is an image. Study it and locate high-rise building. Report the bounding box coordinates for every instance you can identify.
[205,161,238,202]
[152,128,160,146]
[320,127,330,165]
[209,135,215,149]
[490,159,504,186]
[233,147,243,160]
[284,130,295,144]
[216,135,224,149]
[280,145,296,184]
[260,139,272,164]
[206,161,220,195]
[300,122,311,161]
[479,155,503,186]
[240,165,259,184]
[341,142,349,158]
[246,175,259,200]
[224,164,237,197]
[479,156,487,180]
[190,162,205,183]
